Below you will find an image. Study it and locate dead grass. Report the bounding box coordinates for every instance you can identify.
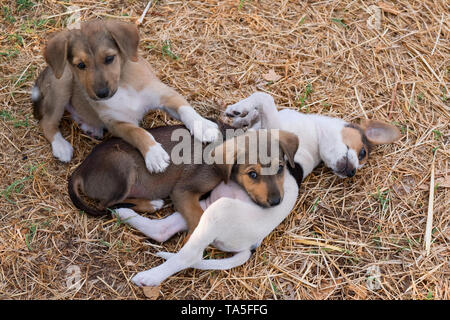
[0,0,448,300]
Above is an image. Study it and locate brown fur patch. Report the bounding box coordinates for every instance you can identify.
[342,126,369,164]
[122,198,159,213]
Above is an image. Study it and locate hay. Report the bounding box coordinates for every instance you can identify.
[0,0,448,300]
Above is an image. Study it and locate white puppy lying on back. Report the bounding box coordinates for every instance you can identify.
[117,92,401,287]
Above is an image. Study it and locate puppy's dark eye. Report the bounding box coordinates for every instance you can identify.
[248,171,258,180]
[77,62,86,70]
[104,55,115,65]
[358,147,366,161]
[277,165,284,174]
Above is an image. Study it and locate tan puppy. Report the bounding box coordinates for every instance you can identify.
[68,122,299,236]
[32,20,219,172]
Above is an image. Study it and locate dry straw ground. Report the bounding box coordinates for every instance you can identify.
[0,0,448,300]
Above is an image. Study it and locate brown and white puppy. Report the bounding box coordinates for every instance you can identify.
[225,92,402,181]
[32,20,219,172]
[68,122,299,236]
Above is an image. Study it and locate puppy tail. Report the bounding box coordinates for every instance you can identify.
[31,67,51,120]
[31,85,42,120]
[68,173,108,217]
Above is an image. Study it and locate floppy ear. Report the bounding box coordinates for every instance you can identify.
[44,31,69,79]
[278,130,299,168]
[106,21,139,62]
[361,120,401,145]
[212,137,238,183]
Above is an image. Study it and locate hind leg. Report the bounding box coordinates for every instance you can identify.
[34,68,74,162]
[131,212,217,287]
[114,208,187,242]
[157,250,252,270]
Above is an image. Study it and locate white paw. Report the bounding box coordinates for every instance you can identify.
[194,117,220,143]
[156,251,175,260]
[150,199,164,211]
[231,109,260,128]
[225,97,262,128]
[114,208,136,220]
[145,143,170,173]
[51,132,73,162]
[225,97,257,119]
[132,269,163,287]
[178,106,220,143]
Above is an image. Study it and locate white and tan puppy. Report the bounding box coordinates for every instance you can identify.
[117,168,299,287]
[116,92,401,286]
[225,92,402,179]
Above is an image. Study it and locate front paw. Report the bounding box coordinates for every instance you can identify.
[193,117,220,143]
[51,133,73,163]
[145,143,170,173]
[225,97,261,128]
[225,96,257,119]
[178,106,220,143]
[231,109,260,128]
[132,269,163,287]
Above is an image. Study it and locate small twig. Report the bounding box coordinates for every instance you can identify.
[388,81,398,119]
[137,0,153,26]
[431,14,444,55]
[424,155,435,256]
[354,86,368,119]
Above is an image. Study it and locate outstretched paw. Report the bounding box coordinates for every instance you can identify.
[225,95,263,128]
[132,269,163,287]
[178,106,220,143]
[193,117,220,143]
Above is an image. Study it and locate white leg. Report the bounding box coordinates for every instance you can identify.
[114,208,187,242]
[131,215,217,287]
[225,92,281,130]
[157,250,252,270]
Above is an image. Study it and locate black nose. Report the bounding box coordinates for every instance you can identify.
[346,168,356,177]
[96,88,109,99]
[268,196,281,207]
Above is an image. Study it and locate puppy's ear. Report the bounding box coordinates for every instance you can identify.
[106,21,139,62]
[212,138,238,183]
[278,130,299,168]
[361,120,401,145]
[44,31,69,79]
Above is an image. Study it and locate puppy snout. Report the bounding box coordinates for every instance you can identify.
[268,195,281,207]
[336,157,356,178]
[346,168,356,177]
[95,87,110,99]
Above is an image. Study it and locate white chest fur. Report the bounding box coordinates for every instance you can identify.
[97,86,162,125]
